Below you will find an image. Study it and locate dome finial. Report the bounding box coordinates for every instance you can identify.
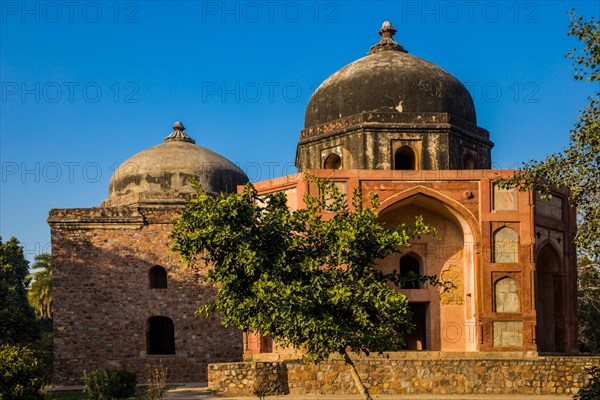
[164,121,196,144]
[369,21,407,55]
[379,21,396,37]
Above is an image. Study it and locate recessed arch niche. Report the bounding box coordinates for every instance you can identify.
[377,189,478,351]
[535,243,565,353]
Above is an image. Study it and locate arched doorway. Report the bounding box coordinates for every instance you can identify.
[394,146,416,170]
[535,244,565,352]
[405,303,428,350]
[147,316,175,355]
[378,191,478,351]
[323,153,342,169]
[399,254,426,350]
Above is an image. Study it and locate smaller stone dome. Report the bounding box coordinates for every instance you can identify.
[106,122,248,206]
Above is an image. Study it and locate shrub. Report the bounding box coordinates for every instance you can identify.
[251,370,269,400]
[575,366,600,400]
[0,344,45,400]
[145,362,168,400]
[29,319,54,383]
[83,369,137,400]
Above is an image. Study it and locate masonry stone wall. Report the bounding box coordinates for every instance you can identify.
[208,362,289,396]
[209,353,600,397]
[49,206,243,385]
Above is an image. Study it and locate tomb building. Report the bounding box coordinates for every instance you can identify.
[50,22,578,385]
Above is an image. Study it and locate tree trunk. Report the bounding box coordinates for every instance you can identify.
[340,350,372,400]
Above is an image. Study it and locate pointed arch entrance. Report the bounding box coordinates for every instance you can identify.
[378,188,480,351]
[535,243,565,353]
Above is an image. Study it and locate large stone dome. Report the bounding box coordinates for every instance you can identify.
[304,22,476,129]
[106,122,248,206]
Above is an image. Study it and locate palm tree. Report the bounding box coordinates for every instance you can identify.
[27,254,53,320]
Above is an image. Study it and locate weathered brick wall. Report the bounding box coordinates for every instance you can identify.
[50,206,243,385]
[209,353,600,396]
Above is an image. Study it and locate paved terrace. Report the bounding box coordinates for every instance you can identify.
[49,383,577,399]
[162,384,574,399]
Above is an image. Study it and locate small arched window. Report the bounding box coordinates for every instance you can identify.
[149,266,167,289]
[400,254,421,289]
[394,146,416,170]
[493,227,518,263]
[494,277,520,313]
[147,316,175,355]
[324,153,342,169]
[463,155,476,169]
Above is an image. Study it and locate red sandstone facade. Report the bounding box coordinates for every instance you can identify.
[244,170,578,355]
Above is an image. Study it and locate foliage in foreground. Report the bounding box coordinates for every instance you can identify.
[578,258,600,354]
[0,344,45,400]
[83,369,137,400]
[171,176,437,399]
[497,11,599,354]
[574,366,600,400]
[145,362,168,400]
[26,254,55,381]
[0,240,53,390]
[497,12,599,256]
[0,236,39,345]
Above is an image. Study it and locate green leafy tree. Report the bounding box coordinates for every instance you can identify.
[498,12,599,256]
[27,254,53,320]
[578,257,600,354]
[171,177,436,399]
[0,344,45,400]
[498,12,599,354]
[25,254,54,380]
[0,237,39,345]
[574,366,600,400]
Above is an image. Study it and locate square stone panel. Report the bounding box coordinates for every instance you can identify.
[493,321,523,347]
[494,277,520,313]
[493,184,516,211]
[535,192,563,221]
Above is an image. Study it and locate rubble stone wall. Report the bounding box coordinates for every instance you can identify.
[209,354,600,396]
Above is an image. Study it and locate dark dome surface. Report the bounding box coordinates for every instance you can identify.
[304,23,476,129]
[107,122,248,205]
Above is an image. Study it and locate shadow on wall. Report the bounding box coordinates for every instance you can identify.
[52,231,243,385]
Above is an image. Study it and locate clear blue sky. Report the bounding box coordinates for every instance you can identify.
[1,0,598,262]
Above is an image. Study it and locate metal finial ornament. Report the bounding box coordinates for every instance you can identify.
[164,121,196,144]
[369,21,407,55]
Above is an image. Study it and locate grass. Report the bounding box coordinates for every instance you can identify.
[49,391,85,400]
